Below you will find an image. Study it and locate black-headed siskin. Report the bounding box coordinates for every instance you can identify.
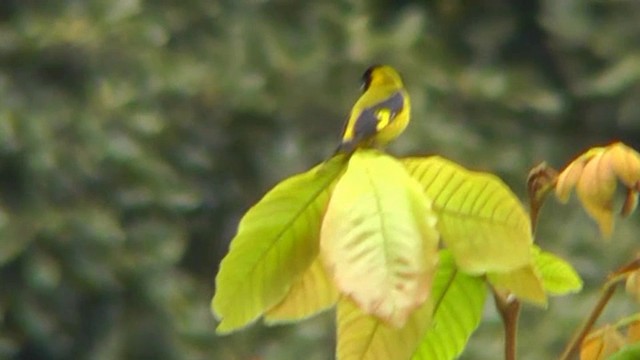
[335,65,410,154]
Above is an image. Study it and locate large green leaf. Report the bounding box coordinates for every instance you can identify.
[336,296,433,360]
[412,251,486,360]
[403,156,532,274]
[322,150,440,328]
[212,156,346,333]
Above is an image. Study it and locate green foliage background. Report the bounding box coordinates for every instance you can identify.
[1,1,639,359]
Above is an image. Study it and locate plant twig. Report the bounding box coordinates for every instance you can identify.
[558,284,617,360]
[493,289,521,360]
[559,257,640,360]
[526,162,558,234]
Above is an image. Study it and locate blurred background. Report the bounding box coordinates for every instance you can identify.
[0,0,639,359]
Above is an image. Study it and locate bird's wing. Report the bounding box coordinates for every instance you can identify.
[353,91,405,140]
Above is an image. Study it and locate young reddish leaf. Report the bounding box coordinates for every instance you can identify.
[212,156,346,333]
[264,257,338,323]
[403,156,532,274]
[412,251,486,360]
[322,150,439,328]
[336,296,433,360]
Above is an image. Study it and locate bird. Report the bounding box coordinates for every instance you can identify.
[334,65,410,155]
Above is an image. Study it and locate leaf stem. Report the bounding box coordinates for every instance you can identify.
[493,289,521,360]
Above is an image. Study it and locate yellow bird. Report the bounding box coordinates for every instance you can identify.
[335,65,410,154]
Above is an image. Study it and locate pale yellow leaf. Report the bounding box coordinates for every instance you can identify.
[337,296,433,360]
[488,264,547,306]
[403,156,531,274]
[264,256,338,323]
[322,150,439,327]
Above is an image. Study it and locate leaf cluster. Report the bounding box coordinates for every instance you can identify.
[213,150,582,359]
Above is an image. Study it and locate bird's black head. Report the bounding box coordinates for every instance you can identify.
[361,64,382,92]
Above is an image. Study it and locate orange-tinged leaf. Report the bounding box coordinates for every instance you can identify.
[556,158,587,203]
[576,152,617,237]
[622,188,639,217]
[625,270,640,303]
[321,150,439,328]
[555,147,607,203]
[488,265,547,306]
[403,156,532,274]
[212,156,346,333]
[264,257,338,323]
[336,296,433,360]
[581,333,603,360]
[627,319,640,343]
[581,326,626,360]
[609,142,640,189]
[554,143,640,236]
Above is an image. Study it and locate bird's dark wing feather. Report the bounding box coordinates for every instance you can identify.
[334,91,405,155]
[353,91,405,141]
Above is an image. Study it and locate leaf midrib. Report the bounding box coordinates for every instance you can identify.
[218,165,341,316]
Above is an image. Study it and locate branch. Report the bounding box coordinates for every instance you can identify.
[493,288,521,360]
[559,257,640,360]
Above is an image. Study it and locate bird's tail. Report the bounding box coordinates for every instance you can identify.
[325,141,356,163]
[333,139,359,156]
